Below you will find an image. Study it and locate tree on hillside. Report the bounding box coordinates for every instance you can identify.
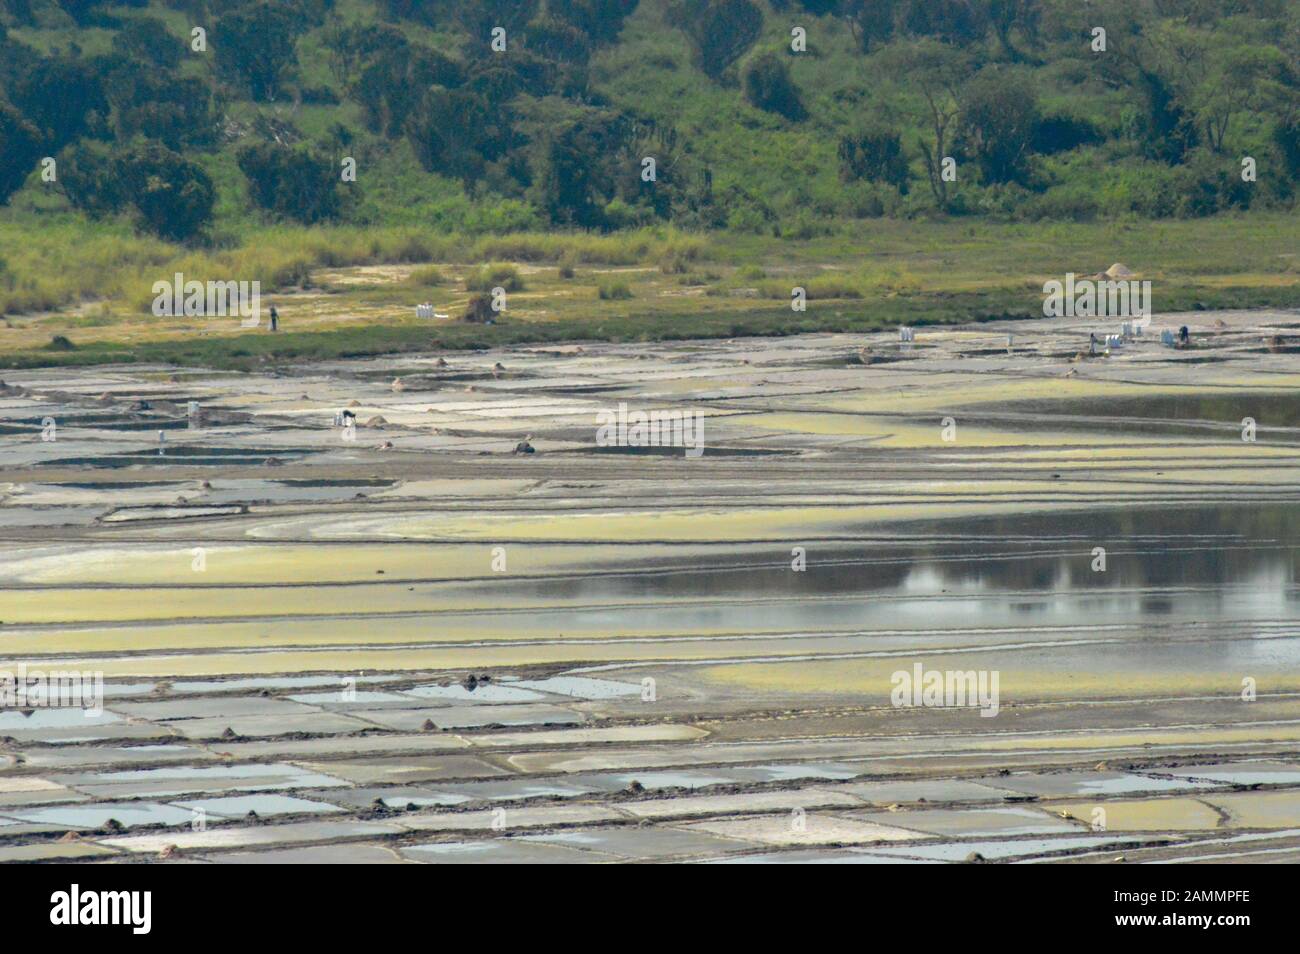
[55,140,124,216]
[100,55,218,149]
[838,124,909,192]
[214,2,303,101]
[986,0,1042,62]
[0,101,43,204]
[382,0,540,38]
[1262,54,1300,178]
[608,115,696,221]
[841,0,899,52]
[117,75,218,150]
[525,14,592,66]
[352,44,464,136]
[0,24,40,91]
[405,86,499,183]
[956,67,1039,184]
[57,0,109,26]
[236,142,344,223]
[668,0,763,80]
[884,40,971,209]
[321,22,409,87]
[9,56,109,151]
[742,51,805,120]
[898,0,986,46]
[527,117,609,228]
[548,0,640,44]
[1030,112,1103,154]
[794,0,841,14]
[479,97,680,229]
[1,2,37,27]
[119,141,215,241]
[111,17,182,70]
[406,84,576,197]
[58,140,215,240]
[459,0,542,40]
[468,50,563,102]
[1275,117,1300,179]
[1194,44,1286,152]
[1133,67,1200,162]
[1068,1,1200,162]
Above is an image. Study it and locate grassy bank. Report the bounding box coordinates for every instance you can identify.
[0,217,707,315]
[1,215,1295,371]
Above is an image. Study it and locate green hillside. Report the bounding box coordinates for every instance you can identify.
[0,0,1296,361]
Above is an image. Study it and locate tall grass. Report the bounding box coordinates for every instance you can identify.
[404,265,445,286]
[465,263,525,292]
[597,280,634,300]
[0,221,174,313]
[0,219,711,316]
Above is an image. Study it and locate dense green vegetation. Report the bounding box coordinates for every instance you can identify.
[2,0,1295,239]
[0,0,1295,363]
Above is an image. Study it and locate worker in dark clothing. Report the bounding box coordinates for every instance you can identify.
[1178,325,1189,346]
[269,305,279,332]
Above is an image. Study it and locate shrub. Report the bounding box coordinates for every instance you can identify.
[462,293,495,322]
[742,51,805,120]
[405,266,444,286]
[1018,188,1100,222]
[838,126,909,192]
[659,248,696,273]
[597,280,633,299]
[1032,112,1104,154]
[237,143,344,223]
[465,263,524,292]
[299,85,340,105]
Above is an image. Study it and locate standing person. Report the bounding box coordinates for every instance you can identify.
[269,305,279,332]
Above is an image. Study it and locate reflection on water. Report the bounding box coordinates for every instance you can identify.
[448,504,1299,632]
[977,391,1300,438]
